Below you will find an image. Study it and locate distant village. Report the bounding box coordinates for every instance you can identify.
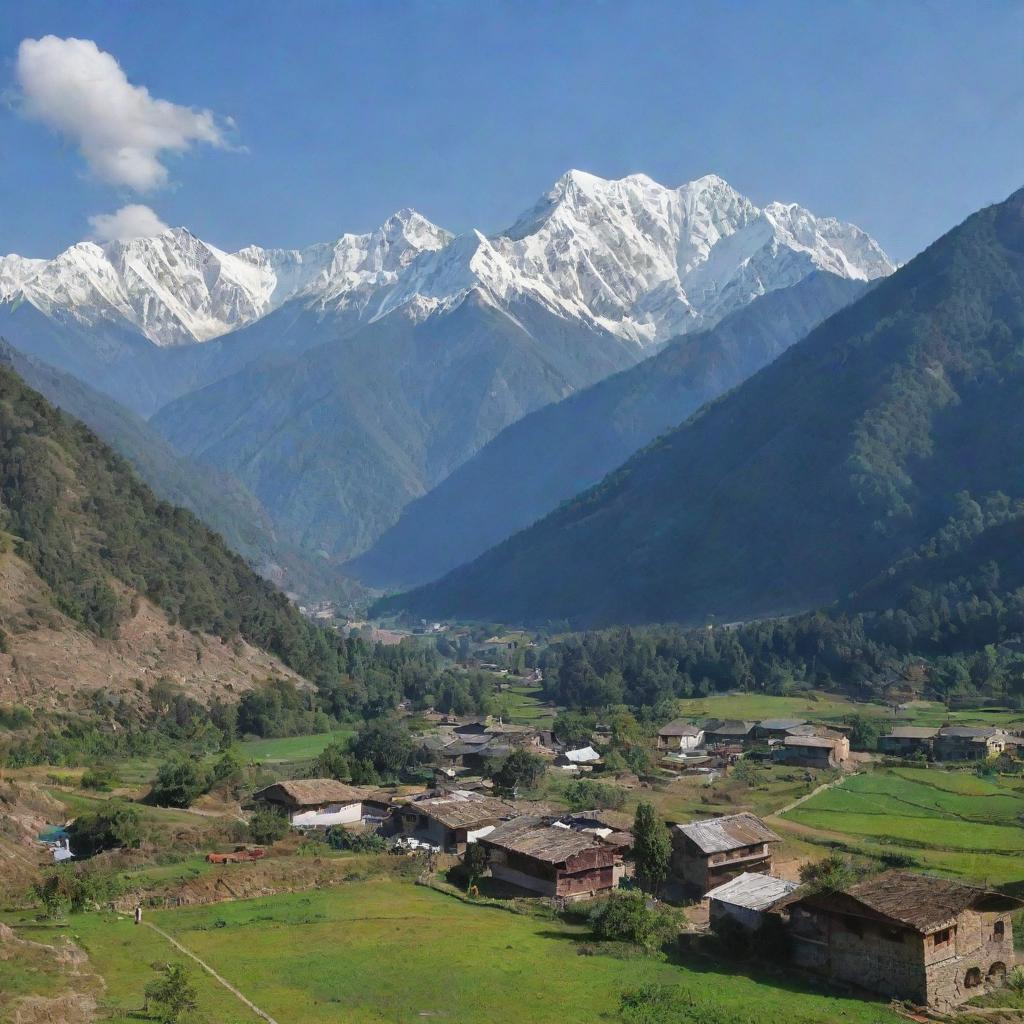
[246,705,1024,1013]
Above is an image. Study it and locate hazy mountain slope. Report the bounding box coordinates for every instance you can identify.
[151,292,639,559]
[378,187,1024,627]
[351,272,867,588]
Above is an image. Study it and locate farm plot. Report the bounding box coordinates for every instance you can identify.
[55,880,902,1024]
[779,766,1024,885]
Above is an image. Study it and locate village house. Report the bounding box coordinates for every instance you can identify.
[934,727,1007,761]
[703,720,757,747]
[556,809,635,853]
[780,871,1021,1009]
[879,726,938,757]
[253,780,376,828]
[671,812,781,894]
[657,720,705,750]
[390,792,514,853]
[752,718,808,741]
[477,816,624,900]
[772,731,849,768]
[706,872,798,930]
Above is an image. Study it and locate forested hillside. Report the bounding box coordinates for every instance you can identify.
[0,340,358,604]
[381,187,1024,628]
[351,272,866,588]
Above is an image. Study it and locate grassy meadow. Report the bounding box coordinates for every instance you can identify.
[778,766,1024,888]
[9,881,901,1024]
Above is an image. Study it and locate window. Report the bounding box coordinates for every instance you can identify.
[933,928,952,946]
[994,920,1005,941]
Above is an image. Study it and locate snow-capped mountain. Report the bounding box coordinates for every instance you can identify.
[1,171,892,350]
[0,210,451,347]
[368,171,893,344]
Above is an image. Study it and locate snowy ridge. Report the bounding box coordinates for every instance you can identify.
[1,171,893,348]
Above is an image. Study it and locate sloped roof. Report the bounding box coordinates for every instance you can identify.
[791,871,1022,934]
[560,809,634,832]
[563,746,600,763]
[885,726,938,739]
[482,816,605,864]
[254,779,368,807]
[758,718,808,731]
[405,794,514,829]
[706,872,798,911]
[658,719,703,736]
[783,735,839,749]
[705,720,756,736]
[938,726,1001,739]
[676,812,781,854]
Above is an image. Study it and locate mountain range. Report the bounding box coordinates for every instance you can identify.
[378,187,1024,627]
[0,171,893,583]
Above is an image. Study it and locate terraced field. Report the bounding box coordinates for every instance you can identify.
[779,767,1024,887]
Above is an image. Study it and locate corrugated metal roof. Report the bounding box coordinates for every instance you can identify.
[676,812,781,854]
[706,872,798,911]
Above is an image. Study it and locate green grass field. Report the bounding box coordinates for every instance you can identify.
[43,881,898,1024]
[779,766,1024,887]
[500,684,556,727]
[235,729,355,765]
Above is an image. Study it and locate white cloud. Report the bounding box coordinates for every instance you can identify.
[16,35,227,191]
[88,204,170,242]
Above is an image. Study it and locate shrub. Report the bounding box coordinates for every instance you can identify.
[325,827,387,853]
[31,864,123,915]
[589,891,675,949]
[248,806,290,845]
[564,778,627,811]
[68,802,142,858]
[151,758,210,808]
[80,764,118,791]
[145,962,198,1024]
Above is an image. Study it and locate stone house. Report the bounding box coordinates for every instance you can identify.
[934,727,1007,761]
[879,726,938,757]
[780,871,1021,1009]
[772,731,849,768]
[657,720,704,750]
[390,793,515,853]
[671,812,781,894]
[253,779,372,828]
[478,816,624,900]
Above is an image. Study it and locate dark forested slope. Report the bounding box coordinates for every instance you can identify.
[380,187,1024,628]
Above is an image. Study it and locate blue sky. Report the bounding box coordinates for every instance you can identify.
[2,1,1022,262]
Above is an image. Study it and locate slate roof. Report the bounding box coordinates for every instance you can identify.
[482,816,605,864]
[706,872,798,911]
[758,718,808,731]
[676,812,781,854]
[938,726,1001,739]
[405,794,514,829]
[704,720,756,737]
[789,871,1022,934]
[783,735,840,749]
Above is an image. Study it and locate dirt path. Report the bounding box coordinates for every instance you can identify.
[139,920,280,1024]
[773,772,857,816]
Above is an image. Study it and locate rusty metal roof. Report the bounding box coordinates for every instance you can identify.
[676,812,781,854]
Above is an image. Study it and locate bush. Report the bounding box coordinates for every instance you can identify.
[68,802,142,858]
[248,806,290,845]
[589,891,675,949]
[80,764,118,791]
[31,864,123,915]
[564,778,627,811]
[145,962,198,1024]
[151,758,210,808]
[325,826,387,853]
